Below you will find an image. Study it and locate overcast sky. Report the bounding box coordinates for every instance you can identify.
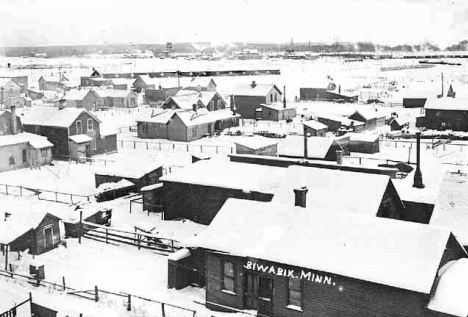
[0,0,466,47]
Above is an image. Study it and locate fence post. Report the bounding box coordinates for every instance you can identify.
[127,294,132,311]
[161,303,166,317]
[394,141,397,148]
[95,285,99,302]
[134,141,136,149]
[146,142,149,150]
[20,186,22,197]
[187,144,189,152]
[159,143,162,150]
[55,192,58,202]
[121,140,124,147]
[359,157,362,165]
[79,210,83,244]
[5,185,8,196]
[171,240,174,252]
[173,143,175,150]
[216,146,219,154]
[200,145,203,153]
[70,194,73,205]
[231,147,234,154]
[62,276,66,290]
[29,292,33,312]
[138,234,141,250]
[105,229,108,244]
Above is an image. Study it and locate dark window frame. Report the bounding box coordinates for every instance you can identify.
[287,277,303,309]
[221,260,236,293]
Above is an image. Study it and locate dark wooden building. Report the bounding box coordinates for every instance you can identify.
[348,109,387,131]
[423,98,468,131]
[256,103,296,121]
[140,183,164,213]
[232,82,282,119]
[300,87,358,102]
[21,106,117,159]
[175,198,466,317]
[346,132,380,154]
[303,120,328,137]
[62,89,102,111]
[316,114,365,133]
[160,160,284,225]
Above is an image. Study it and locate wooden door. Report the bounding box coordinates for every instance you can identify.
[85,144,91,157]
[244,273,259,310]
[44,226,54,250]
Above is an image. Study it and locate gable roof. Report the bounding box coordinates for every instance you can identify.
[234,136,279,150]
[165,94,205,110]
[0,78,21,88]
[424,98,468,111]
[430,172,468,245]
[233,83,282,97]
[21,106,101,128]
[175,109,238,126]
[183,77,216,89]
[0,132,53,149]
[316,113,365,127]
[261,102,296,111]
[175,90,224,107]
[349,109,386,121]
[96,89,136,98]
[64,89,98,101]
[272,165,396,216]
[278,135,341,159]
[160,159,285,193]
[188,198,452,294]
[136,109,177,124]
[96,158,162,179]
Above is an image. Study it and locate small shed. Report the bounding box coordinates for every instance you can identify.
[60,204,112,238]
[141,183,164,213]
[0,211,62,256]
[346,133,380,154]
[388,117,406,131]
[95,159,163,191]
[348,109,387,131]
[278,136,343,161]
[234,136,278,156]
[303,120,328,137]
[257,103,297,121]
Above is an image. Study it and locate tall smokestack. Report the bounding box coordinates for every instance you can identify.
[303,125,308,159]
[441,72,444,98]
[283,86,286,109]
[293,186,308,208]
[10,105,17,134]
[413,132,425,188]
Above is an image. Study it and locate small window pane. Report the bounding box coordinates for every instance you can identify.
[223,262,234,277]
[223,277,234,292]
[288,278,302,307]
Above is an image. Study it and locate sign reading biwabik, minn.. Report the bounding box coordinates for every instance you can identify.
[243,260,336,286]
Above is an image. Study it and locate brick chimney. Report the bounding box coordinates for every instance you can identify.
[336,150,343,165]
[293,186,308,208]
[413,132,425,188]
[303,125,308,159]
[10,105,17,134]
[251,81,256,88]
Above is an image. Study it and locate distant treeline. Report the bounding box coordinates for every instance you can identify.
[2,40,468,57]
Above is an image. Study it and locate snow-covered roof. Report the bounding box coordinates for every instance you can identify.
[175,90,222,107]
[183,77,215,89]
[64,89,95,101]
[278,136,341,159]
[160,159,285,193]
[346,132,380,142]
[136,109,177,124]
[303,119,328,131]
[234,136,278,150]
[99,124,119,136]
[350,109,387,121]
[21,106,101,128]
[316,113,365,127]
[430,172,468,245]
[96,89,136,98]
[140,183,164,192]
[168,248,191,261]
[261,102,296,111]
[176,109,239,127]
[108,78,132,85]
[0,132,53,149]
[188,198,452,294]
[40,75,69,83]
[272,165,395,216]
[428,259,468,317]
[96,158,163,179]
[167,93,206,110]
[96,179,135,192]
[424,98,468,111]
[233,83,282,97]
[0,78,19,87]
[69,134,93,144]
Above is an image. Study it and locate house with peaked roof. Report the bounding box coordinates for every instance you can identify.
[96,89,138,108]
[175,198,466,317]
[38,74,70,91]
[423,98,468,131]
[348,109,387,131]
[278,135,343,161]
[0,78,22,102]
[233,81,283,119]
[0,107,53,172]
[137,108,240,142]
[165,90,226,111]
[21,106,117,158]
[256,102,297,121]
[61,89,102,111]
[182,77,217,92]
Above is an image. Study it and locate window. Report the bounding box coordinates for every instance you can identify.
[22,149,27,163]
[41,149,48,158]
[35,126,41,135]
[222,261,235,293]
[270,94,273,103]
[288,278,302,308]
[217,100,223,110]
[274,93,278,102]
[9,155,15,166]
[76,120,82,134]
[210,101,214,111]
[87,119,93,131]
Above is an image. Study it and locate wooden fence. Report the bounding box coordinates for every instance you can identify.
[129,197,164,217]
[0,269,197,317]
[0,183,94,204]
[81,221,180,253]
[118,139,234,155]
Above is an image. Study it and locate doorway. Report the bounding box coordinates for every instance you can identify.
[244,273,273,316]
[43,226,54,250]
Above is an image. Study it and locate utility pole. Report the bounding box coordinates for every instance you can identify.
[0,87,4,110]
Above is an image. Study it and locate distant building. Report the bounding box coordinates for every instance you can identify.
[348,109,387,131]
[300,80,358,102]
[0,75,28,93]
[38,75,70,91]
[256,103,296,121]
[316,114,365,133]
[163,91,226,111]
[0,78,22,102]
[21,106,117,159]
[61,89,102,111]
[303,120,328,137]
[346,132,380,154]
[96,89,138,108]
[423,98,468,131]
[388,117,406,131]
[182,77,217,92]
[232,82,282,119]
[27,88,45,101]
[137,108,240,142]
[278,135,343,161]
[132,75,159,93]
[107,78,132,90]
[0,106,53,172]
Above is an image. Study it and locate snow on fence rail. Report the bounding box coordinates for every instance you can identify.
[81,221,181,253]
[0,183,94,204]
[0,269,198,317]
[55,154,117,166]
[118,139,234,155]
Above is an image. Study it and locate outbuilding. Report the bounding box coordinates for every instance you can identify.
[178,198,466,317]
[232,82,283,119]
[234,136,278,156]
[278,135,343,161]
[256,103,296,121]
[303,120,328,136]
[316,113,365,133]
[140,183,164,213]
[348,109,387,131]
[346,132,380,154]
[424,98,468,131]
[62,89,102,111]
